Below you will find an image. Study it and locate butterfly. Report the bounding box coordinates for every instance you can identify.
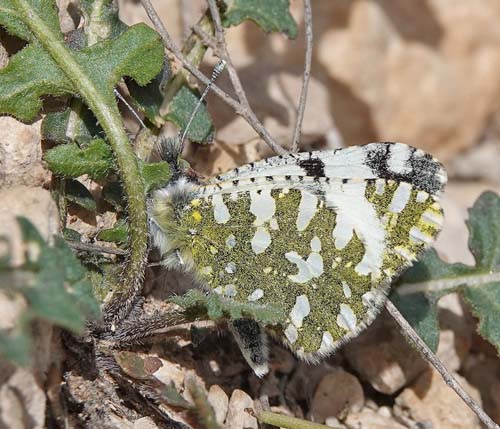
[149,141,447,376]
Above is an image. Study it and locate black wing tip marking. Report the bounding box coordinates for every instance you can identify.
[364,142,447,195]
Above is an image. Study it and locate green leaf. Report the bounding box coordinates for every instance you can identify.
[101,181,124,211]
[0,326,32,366]
[462,283,500,350]
[0,218,100,364]
[97,218,128,244]
[44,138,114,179]
[171,289,285,325]
[222,0,298,38]
[466,191,500,270]
[0,19,163,121]
[165,85,214,144]
[65,179,96,211]
[139,161,172,193]
[461,192,500,352]
[79,0,128,45]
[393,192,500,353]
[22,235,100,331]
[391,289,440,352]
[127,64,169,126]
[41,106,102,145]
[63,228,82,241]
[0,0,61,42]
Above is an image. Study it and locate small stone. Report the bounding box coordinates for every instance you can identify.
[463,355,500,423]
[0,368,46,429]
[344,408,407,429]
[311,368,364,422]
[207,385,229,426]
[152,359,185,390]
[0,118,49,188]
[395,369,482,429]
[0,186,59,266]
[435,293,472,371]
[224,389,257,429]
[133,417,158,429]
[377,406,392,418]
[325,416,346,428]
[344,311,427,394]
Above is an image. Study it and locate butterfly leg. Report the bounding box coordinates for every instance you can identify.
[228,319,269,377]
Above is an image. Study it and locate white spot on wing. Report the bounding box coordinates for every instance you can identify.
[285,252,312,283]
[310,236,321,252]
[250,189,275,225]
[285,251,324,283]
[285,324,298,344]
[307,253,324,277]
[342,281,352,299]
[416,190,429,203]
[247,288,264,302]
[318,331,335,354]
[389,182,412,213]
[422,210,443,228]
[375,179,385,195]
[409,226,433,244]
[362,291,377,308]
[225,234,236,249]
[336,304,357,332]
[225,262,236,274]
[212,194,230,223]
[224,284,237,297]
[328,181,385,278]
[388,143,412,174]
[269,218,279,230]
[296,191,318,231]
[251,227,272,254]
[290,295,310,328]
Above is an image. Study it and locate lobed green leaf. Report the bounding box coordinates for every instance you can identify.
[222,0,298,38]
[393,192,500,353]
[65,179,97,211]
[165,85,214,144]
[44,138,114,179]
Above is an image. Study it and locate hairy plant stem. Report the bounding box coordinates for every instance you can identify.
[13,0,148,324]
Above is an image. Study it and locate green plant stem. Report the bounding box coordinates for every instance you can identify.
[257,411,337,429]
[13,0,148,324]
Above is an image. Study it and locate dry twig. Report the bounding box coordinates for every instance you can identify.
[385,300,499,429]
[291,0,313,152]
[67,240,128,256]
[140,0,286,155]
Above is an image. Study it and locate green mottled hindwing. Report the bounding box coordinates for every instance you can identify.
[172,178,443,358]
[150,143,446,360]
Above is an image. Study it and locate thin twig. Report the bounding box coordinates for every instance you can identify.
[205,0,286,156]
[139,0,286,155]
[206,0,250,108]
[66,240,128,256]
[385,300,499,429]
[291,0,313,153]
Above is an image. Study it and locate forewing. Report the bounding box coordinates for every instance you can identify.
[177,170,445,359]
[211,142,446,195]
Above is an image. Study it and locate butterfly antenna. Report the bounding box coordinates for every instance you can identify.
[179,60,226,147]
[114,88,147,129]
